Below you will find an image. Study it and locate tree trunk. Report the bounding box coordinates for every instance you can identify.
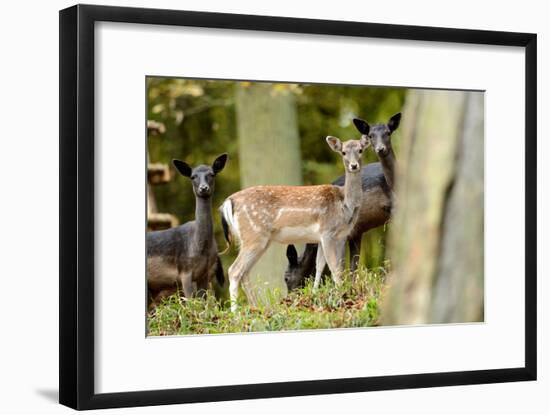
[234,82,303,304]
[382,90,484,325]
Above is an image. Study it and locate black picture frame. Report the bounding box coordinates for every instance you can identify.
[59,4,537,410]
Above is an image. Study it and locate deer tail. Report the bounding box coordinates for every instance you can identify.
[219,198,238,255]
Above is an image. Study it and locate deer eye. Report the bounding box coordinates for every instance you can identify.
[359,149,363,154]
[342,151,346,156]
[190,174,197,180]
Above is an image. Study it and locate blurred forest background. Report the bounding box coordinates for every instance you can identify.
[147,77,484,328]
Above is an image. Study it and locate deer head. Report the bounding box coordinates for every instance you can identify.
[353,113,401,158]
[284,245,309,290]
[173,153,228,198]
[326,135,370,173]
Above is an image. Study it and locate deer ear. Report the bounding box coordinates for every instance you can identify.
[388,112,402,132]
[172,159,192,177]
[353,118,370,135]
[286,245,299,266]
[326,136,343,153]
[212,153,228,175]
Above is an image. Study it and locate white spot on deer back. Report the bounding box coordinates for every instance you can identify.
[275,206,326,221]
[242,205,263,233]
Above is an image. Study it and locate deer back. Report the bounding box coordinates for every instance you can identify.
[228,184,349,244]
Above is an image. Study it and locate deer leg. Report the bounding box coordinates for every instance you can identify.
[148,289,160,311]
[313,244,327,290]
[149,287,178,309]
[228,239,269,312]
[179,271,194,299]
[147,289,157,310]
[321,237,345,286]
[196,280,208,299]
[349,234,362,275]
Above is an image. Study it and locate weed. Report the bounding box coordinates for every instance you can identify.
[147,266,386,336]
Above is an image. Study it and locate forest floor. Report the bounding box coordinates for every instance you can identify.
[147,265,388,336]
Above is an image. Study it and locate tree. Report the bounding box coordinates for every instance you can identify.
[234,82,303,304]
[382,90,484,324]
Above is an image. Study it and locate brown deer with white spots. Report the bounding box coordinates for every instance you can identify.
[284,113,402,291]
[220,136,369,310]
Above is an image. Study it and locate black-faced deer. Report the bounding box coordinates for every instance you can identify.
[284,113,401,291]
[147,154,228,308]
[220,136,369,310]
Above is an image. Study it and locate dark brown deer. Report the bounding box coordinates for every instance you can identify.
[147,154,228,308]
[284,113,401,290]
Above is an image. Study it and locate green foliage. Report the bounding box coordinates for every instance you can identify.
[147,266,387,336]
[147,78,238,239]
[296,83,405,172]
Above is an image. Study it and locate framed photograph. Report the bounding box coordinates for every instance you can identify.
[59,4,537,410]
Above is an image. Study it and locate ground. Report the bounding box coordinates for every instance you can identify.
[147,265,388,336]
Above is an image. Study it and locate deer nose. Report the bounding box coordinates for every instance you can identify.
[376,147,387,156]
[350,163,359,171]
[198,184,209,193]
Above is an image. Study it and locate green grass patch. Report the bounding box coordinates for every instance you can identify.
[147,265,387,336]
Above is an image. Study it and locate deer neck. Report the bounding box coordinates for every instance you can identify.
[379,147,396,189]
[343,168,363,221]
[194,196,213,252]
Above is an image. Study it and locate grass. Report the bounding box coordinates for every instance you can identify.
[147,265,388,336]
